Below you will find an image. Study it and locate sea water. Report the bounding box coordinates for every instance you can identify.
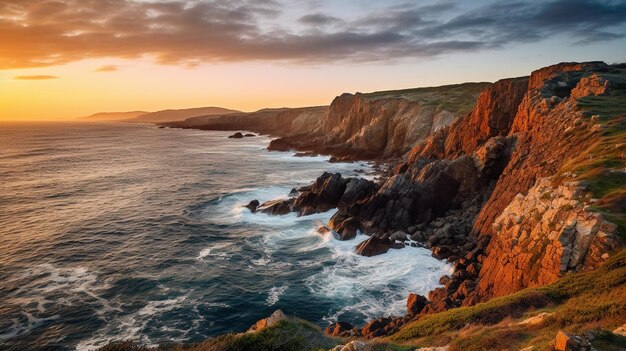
[0,122,451,350]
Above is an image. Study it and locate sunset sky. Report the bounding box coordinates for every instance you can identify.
[1,0,626,121]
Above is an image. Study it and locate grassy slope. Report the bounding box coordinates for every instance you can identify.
[559,65,626,240]
[363,82,492,116]
[390,250,626,351]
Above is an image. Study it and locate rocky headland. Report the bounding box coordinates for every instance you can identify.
[108,62,626,350]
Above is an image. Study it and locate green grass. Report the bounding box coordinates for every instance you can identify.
[391,250,626,343]
[558,64,626,240]
[97,319,341,351]
[363,82,492,115]
[223,319,337,351]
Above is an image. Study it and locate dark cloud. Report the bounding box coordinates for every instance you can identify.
[13,75,59,80]
[0,0,625,69]
[299,13,342,26]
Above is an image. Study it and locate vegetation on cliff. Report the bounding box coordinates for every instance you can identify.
[363,82,491,116]
[391,249,626,350]
[560,64,626,240]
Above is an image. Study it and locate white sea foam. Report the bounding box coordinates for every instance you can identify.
[266,285,288,306]
[0,313,60,341]
[2,264,117,343]
[197,241,236,260]
[217,190,451,322]
[307,233,453,322]
[76,294,191,351]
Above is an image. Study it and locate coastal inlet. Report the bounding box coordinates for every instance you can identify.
[0,122,451,351]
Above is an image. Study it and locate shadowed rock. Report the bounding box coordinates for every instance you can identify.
[228,132,244,138]
[324,321,354,337]
[244,200,260,213]
[354,236,392,257]
[407,293,427,317]
[257,198,294,215]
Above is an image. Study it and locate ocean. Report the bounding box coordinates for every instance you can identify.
[0,122,450,350]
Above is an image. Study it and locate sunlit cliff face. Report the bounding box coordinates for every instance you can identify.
[1,0,626,120]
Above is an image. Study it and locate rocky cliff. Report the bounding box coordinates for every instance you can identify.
[340,61,625,308]
[257,61,624,319]
[167,83,488,160]
[165,106,328,135]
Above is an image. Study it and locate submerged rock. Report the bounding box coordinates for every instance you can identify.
[244,199,260,213]
[257,198,294,215]
[228,132,244,138]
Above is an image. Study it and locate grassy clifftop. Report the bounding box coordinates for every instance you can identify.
[363,82,492,116]
[559,64,626,240]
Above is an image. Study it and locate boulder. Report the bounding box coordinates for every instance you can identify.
[244,133,256,137]
[407,293,427,317]
[554,331,591,351]
[354,237,392,257]
[338,178,378,209]
[361,317,392,338]
[244,200,260,213]
[228,132,244,138]
[390,230,408,242]
[257,199,294,215]
[339,341,369,351]
[294,191,320,215]
[428,287,448,303]
[614,323,626,337]
[250,309,286,331]
[324,321,354,337]
[329,212,362,240]
[294,172,349,215]
[267,138,292,151]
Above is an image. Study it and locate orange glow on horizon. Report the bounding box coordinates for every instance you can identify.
[0,58,476,122]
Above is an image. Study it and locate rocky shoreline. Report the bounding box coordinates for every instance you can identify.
[161,61,625,344]
[212,62,622,338]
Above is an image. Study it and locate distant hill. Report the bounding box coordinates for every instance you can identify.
[124,107,241,123]
[79,111,148,121]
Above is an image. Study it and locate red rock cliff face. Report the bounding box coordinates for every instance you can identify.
[392,61,622,305]
[472,62,609,238]
[472,62,622,300]
[407,77,528,161]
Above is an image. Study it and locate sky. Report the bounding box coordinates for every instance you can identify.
[1,0,626,121]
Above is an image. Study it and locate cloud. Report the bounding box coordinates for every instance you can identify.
[299,13,342,26]
[95,65,118,72]
[13,75,59,80]
[0,0,625,69]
